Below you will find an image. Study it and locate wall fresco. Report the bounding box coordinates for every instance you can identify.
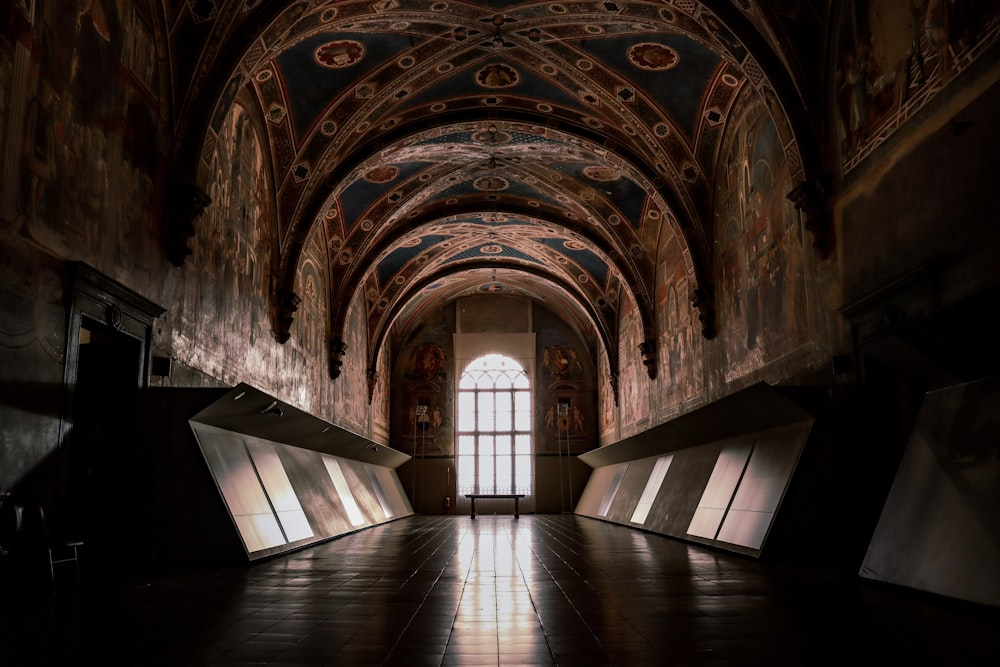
[170,100,270,382]
[655,234,703,419]
[370,338,391,443]
[288,226,332,414]
[834,1,1000,173]
[296,255,325,365]
[535,306,595,455]
[0,4,29,224]
[330,289,369,435]
[617,294,650,438]
[0,0,162,291]
[0,0,385,445]
[597,348,617,446]
[0,245,66,492]
[391,308,453,457]
[714,91,810,387]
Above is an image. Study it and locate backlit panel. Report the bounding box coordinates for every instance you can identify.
[232,514,286,553]
[686,441,752,539]
[717,426,804,549]
[324,456,366,526]
[191,424,286,552]
[575,465,620,515]
[339,460,383,522]
[367,465,395,519]
[246,440,314,543]
[597,464,629,517]
[630,455,673,525]
[373,465,413,516]
[188,384,414,561]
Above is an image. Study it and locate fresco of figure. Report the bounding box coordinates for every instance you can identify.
[408,343,447,381]
[543,344,582,379]
[20,81,59,230]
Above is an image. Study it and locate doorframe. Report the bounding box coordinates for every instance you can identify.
[59,262,165,451]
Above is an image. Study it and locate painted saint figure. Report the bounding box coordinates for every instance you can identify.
[543,344,582,379]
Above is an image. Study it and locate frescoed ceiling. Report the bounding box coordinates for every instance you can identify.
[167,0,823,381]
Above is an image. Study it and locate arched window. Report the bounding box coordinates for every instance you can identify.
[457,354,532,495]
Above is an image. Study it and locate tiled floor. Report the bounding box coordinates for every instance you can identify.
[2,515,998,665]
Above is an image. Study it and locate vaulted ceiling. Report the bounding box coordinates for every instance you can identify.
[167,1,823,380]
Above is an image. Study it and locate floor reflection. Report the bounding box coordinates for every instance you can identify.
[2,515,998,665]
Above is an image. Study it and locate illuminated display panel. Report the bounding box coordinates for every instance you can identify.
[687,441,753,540]
[630,456,673,525]
[716,427,806,549]
[324,456,367,526]
[367,466,395,519]
[246,440,314,542]
[188,385,415,561]
[597,464,629,518]
[191,424,286,552]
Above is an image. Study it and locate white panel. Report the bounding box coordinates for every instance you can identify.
[374,466,413,515]
[630,455,674,525]
[717,424,808,549]
[233,513,285,552]
[323,456,366,526]
[728,431,802,514]
[862,378,1000,606]
[686,441,752,539]
[687,507,727,539]
[700,441,753,508]
[716,509,771,549]
[597,464,629,517]
[367,466,395,519]
[274,510,314,543]
[576,465,618,515]
[195,427,272,516]
[246,440,314,542]
[192,424,288,553]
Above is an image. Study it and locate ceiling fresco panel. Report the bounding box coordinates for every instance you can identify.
[564,162,647,228]
[563,33,724,139]
[533,237,610,288]
[339,160,431,231]
[377,234,454,287]
[403,55,591,114]
[274,32,409,141]
[447,244,545,267]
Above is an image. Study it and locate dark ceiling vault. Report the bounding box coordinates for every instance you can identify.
[167,1,824,389]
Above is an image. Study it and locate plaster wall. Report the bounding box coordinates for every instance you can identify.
[0,21,386,503]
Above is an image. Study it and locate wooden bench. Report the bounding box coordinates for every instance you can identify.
[465,494,526,519]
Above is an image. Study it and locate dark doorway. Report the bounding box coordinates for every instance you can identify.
[65,317,144,576]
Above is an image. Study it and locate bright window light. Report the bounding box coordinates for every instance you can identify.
[456,354,533,495]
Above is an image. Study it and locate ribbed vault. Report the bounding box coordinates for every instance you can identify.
[167,0,821,391]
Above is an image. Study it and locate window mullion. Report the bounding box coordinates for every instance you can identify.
[511,388,517,490]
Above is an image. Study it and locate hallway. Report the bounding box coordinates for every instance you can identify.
[3,515,998,665]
